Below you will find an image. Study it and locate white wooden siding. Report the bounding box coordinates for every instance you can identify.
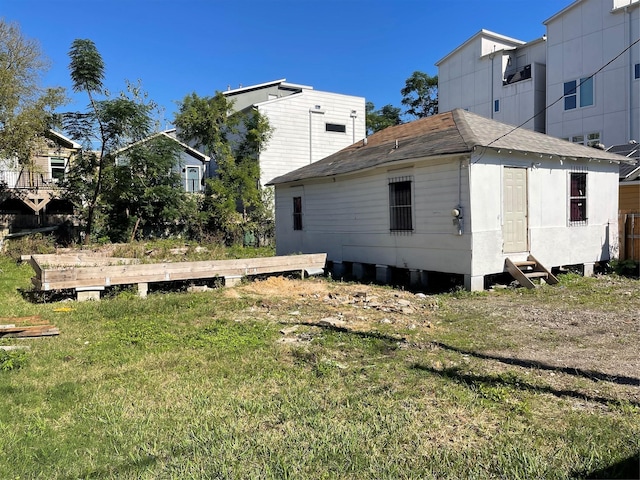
[275,156,473,275]
[258,90,365,188]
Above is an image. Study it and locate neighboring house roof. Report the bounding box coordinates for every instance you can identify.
[435,29,525,66]
[223,79,313,96]
[609,142,640,180]
[268,109,632,185]
[115,130,210,162]
[46,130,81,150]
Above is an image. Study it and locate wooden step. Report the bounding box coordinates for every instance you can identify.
[505,255,559,289]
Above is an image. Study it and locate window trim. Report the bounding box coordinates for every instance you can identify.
[568,170,588,226]
[293,196,303,231]
[184,165,202,193]
[388,176,414,232]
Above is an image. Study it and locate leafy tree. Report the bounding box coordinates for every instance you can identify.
[0,19,65,166]
[400,71,438,119]
[365,101,402,135]
[102,135,192,241]
[174,93,272,245]
[62,39,155,242]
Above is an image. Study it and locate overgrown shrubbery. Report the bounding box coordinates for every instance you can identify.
[608,259,640,277]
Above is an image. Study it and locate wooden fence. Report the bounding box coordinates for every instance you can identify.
[619,213,640,262]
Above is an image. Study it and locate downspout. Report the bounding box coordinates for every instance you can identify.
[490,49,495,119]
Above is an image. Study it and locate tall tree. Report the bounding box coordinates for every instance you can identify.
[0,19,65,166]
[174,92,272,245]
[400,71,438,119]
[63,39,154,242]
[102,135,191,241]
[365,101,402,135]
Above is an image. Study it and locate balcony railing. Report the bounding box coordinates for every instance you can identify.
[0,169,60,189]
[503,64,532,86]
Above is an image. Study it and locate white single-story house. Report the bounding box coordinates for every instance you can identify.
[267,109,631,291]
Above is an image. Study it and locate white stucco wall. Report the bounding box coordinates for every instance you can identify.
[468,150,620,276]
[257,90,365,188]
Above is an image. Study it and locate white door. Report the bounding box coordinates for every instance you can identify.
[503,167,528,253]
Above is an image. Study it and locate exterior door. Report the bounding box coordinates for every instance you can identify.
[503,167,528,253]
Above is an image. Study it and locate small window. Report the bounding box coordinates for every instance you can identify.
[494,99,500,113]
[564,77,594,110]
[293,196,302,230]
[325,123,346,133]
[586,132,600,147]
[569,133,600,147]
[389,177,413,231]
[50,157,66,182]
[569,172,587,224]
[634,63,639,80]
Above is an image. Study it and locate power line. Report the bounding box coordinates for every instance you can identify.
[487,35,640,147]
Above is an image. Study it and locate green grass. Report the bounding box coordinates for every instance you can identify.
[0,254,638,479]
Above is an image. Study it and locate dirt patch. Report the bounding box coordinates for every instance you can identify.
[226,274,640,404]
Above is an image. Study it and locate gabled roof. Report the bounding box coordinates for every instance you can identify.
[268,109,631,185]
[115,130,210,162]
[435,29,525,66]
[46,130,81,150]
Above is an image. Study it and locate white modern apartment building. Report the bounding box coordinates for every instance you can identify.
[223,79,366,188]
[437,0,639,149]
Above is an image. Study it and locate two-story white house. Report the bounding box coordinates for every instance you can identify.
[437,0,639,149]
[222,79,366,188]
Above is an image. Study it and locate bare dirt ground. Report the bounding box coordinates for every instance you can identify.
[229,274,640,403]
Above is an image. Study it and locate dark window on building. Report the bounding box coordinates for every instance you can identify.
[494,99,500,112]
[569,172,587,224]
[564,77,593,110]
[325,123,346,133]
[293,196,302,230]
[389,178,413,231]
[50,157,66,182]
[635,63,640,79]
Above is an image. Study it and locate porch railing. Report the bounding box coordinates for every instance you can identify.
[0,169,59,189]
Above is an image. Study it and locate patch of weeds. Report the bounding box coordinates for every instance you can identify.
[3,234,56,261]
[185,318,273,353]
[0,349,28,371]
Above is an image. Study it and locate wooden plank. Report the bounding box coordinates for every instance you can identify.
[0,325,59,337]
[31,254,327,291]
[505,258,535,289]
[528,255,559,285]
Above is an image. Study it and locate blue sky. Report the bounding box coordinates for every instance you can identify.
[3,0,570,128]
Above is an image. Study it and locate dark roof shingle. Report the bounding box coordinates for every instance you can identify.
[268,109,630,185]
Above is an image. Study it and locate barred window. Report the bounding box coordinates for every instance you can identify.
[389,177,413,231]
[569,172,587,225]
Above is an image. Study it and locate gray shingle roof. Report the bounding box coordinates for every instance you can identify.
[267,109,631,185]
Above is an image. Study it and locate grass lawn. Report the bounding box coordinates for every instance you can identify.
[0,249,638,479]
